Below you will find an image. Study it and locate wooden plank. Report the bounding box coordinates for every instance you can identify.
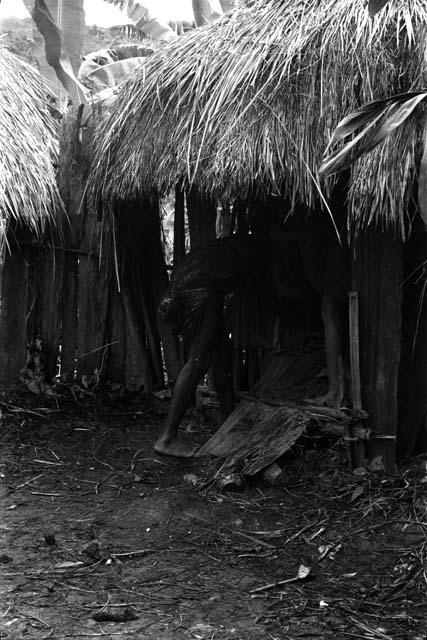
[39,246,62,381]
[59,252,78,379]
[122,287,152,394]
[348,290,365,467]
[197,400,260,457]
[76,248,109,378]
[348,291,362,410]
[0,246,29,383]
[104,282,126,383]
[353,227,403,472]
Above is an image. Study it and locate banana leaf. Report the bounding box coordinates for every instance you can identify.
[321,91,427,225]
[30,0,88,105]
[320,92,427,176]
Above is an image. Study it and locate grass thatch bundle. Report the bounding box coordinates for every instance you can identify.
[0,47,60,245]
[90,0,427,232]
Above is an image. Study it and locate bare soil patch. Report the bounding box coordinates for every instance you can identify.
[1,390,426,639]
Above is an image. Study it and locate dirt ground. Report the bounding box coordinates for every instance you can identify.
[1,389,426,640]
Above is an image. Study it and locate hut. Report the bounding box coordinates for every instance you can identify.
[0,47,61,383]
[88,0,427,470]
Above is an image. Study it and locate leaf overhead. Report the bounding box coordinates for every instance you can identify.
[321,92,427,177]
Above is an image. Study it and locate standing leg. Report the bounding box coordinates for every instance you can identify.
[154,300,221,457]
[312,294,345,408]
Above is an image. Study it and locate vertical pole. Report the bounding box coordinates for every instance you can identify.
[174,182,186,266]
[353,227,402,473]
[348,291,365,466]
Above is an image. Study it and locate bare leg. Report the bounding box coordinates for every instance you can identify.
[311,294,345,408]
[154,300,220,457]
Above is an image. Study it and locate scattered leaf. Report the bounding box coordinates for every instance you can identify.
[369,456,384,472]
[54,561,85,569]
[351,484,365,502]
[297,564,311,579]
[353,467,368,476]
[184,473,200,486]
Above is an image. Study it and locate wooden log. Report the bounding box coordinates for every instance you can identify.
[352,226,403,472]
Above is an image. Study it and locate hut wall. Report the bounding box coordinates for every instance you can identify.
[398,219,427,456]
[0,108,180,395]
[353,227,403,472]
[0,241,29,384]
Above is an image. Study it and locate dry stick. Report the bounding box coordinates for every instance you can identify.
[280,518,328,546]
[8,473,44,494]
[229,529,276,550]
[0,401,53,419]
[110,550,149,558]
[250,574,302,595]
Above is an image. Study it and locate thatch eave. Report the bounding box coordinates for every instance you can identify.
[90,0,427,231]
[0,47,61,245]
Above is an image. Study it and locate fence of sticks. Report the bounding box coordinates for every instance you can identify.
[0,107,291,399]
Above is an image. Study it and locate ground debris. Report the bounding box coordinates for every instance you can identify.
[0,394,426,640]
[91,607,139,623]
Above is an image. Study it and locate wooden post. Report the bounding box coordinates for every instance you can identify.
[352,226,403,473]
[39,245,63,381]
[60,251,78,379]
[174,182,186,266]
[348,291,365,466]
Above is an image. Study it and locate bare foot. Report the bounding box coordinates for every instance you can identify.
[154,436,197,458]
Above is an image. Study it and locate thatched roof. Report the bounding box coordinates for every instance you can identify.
[0,47,60,243]
[90,0,427,231]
